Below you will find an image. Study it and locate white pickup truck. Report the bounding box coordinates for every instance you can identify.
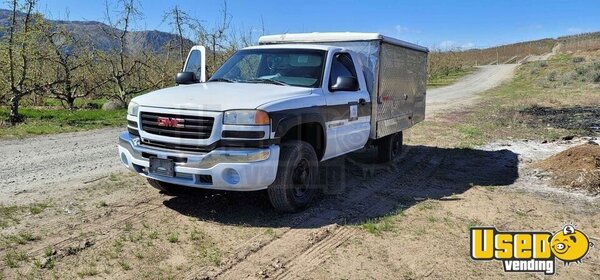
[118,33,428,212]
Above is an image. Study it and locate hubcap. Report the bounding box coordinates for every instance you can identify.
[292,158,311,197]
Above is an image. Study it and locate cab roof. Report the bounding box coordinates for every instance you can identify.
[242,43,338,51]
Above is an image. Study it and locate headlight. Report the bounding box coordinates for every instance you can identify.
[127,102,139,116]
[223,110,269,125]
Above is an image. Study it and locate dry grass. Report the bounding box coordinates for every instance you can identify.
[559,32,600,53]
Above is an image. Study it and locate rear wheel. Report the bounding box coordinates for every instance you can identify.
[268,140,319,212]
[376,131,403,163]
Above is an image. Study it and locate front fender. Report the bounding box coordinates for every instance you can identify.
[269,108,327,138]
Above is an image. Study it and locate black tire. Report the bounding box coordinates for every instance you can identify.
[376,132,403,163]
[268,140,319,212]
[147,178,188,195]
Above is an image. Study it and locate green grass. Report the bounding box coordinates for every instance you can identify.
[189,229,205,241]
[148,230,159,240]
[36,97,108,109]
[4,250,28,268]
[0,107,126,139]
[29,203,50,215]
[0,205,21,229]
[77,264,99,277]
[360,209,405,236]
[197,244,222,266]
[1,202,53,229]
[428,67,475,88]
[167,233,179,243]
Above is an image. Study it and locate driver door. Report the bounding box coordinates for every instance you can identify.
[322,52,371,160]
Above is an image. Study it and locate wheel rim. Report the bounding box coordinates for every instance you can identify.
[292,158,311,198]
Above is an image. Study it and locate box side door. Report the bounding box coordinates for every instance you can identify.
[375,43,427,138]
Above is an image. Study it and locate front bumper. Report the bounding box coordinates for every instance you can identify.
[118,132,279,191]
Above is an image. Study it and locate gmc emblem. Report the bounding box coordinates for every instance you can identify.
[157,117,184,128]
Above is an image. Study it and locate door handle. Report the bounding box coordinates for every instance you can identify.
[358,98,366,105]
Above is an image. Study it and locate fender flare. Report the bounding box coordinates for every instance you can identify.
[269,108,327,155]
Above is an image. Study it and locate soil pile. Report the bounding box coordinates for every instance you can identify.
[535,143,600,193]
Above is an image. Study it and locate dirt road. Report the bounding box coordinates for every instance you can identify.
[0,128,122,204]
[0,65,518,204]
[426,64,518,115]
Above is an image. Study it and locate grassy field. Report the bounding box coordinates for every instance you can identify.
[427,67,475,88]
[0,108,126,139]
[409,51,600,148]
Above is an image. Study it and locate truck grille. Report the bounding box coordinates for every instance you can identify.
[140,112,214,139]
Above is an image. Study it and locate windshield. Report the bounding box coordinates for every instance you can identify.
[209,49,326,88]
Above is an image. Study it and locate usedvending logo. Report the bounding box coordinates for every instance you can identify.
[470,225,593,275]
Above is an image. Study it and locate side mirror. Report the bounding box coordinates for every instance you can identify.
[176,72,199,85]
[330,76,358,92]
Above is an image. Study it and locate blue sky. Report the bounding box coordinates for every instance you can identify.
[7,0,600,49]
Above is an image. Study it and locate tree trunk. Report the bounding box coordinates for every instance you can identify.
[67,97,76,111]
[8,93,23,125]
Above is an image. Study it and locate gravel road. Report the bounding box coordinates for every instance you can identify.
[426,64,518,115]
[0,128,123,204]
[0,65,517,204]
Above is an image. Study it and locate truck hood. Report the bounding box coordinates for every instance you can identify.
[132,82,312,111]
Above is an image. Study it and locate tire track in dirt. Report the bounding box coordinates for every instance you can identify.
[0,194,163,270]
[275,227,357,280]
[271,154,445,280]
[206,150,444,280]
[189,153,428,279]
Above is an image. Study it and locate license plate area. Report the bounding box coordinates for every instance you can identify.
[149,157,175,177]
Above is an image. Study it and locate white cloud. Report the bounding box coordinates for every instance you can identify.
[394,25,420,34]
[435,40,476,51]
[439,40,456,49]
[461,42,475,49]
[521,24,543,31]
[567,27,588,34]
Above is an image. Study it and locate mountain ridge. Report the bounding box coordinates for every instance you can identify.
[0,8,194,53]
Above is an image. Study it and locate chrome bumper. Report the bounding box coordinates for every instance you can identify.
[117,132,280,191]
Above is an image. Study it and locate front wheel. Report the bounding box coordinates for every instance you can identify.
[268,140,319,212]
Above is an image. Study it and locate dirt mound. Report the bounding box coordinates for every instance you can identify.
[535,143,600,193]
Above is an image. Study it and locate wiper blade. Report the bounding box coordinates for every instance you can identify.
[208,78,235,83]
[246,78,289,86]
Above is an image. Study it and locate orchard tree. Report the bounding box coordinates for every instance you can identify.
[195,0,233,76]
[3,0,43,124]
[100,0,159,105]
[163,5,194,69]
[42,27,108,110]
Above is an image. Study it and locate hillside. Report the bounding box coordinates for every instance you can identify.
[0,8,193,53]
[457,32,600,65]
[429,31,600,83]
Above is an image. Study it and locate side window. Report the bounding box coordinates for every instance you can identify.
[329,53,358,91]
